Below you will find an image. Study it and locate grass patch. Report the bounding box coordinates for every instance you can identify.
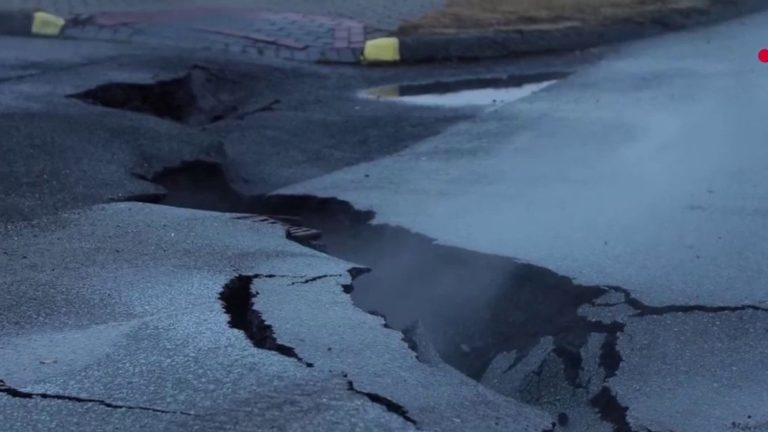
[399,0,711,35]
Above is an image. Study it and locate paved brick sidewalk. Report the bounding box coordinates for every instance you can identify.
[4,0,445,63]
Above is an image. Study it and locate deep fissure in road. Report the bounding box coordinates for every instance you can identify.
[345,378,418,426]
[134,161,616,379]
[133,160,757,431]
[219,274,313,367]
[69,65,255,126]
[590,387,632,432]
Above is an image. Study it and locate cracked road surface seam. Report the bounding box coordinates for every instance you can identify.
[600,286,768,316]
[133,161,768,431]
[289,274,344,286]
[219,274,314,367]
[344,376,419,427]
[0,379,195,416]
[219,274,421,426]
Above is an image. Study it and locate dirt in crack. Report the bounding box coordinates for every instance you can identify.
[219,274,313,367]
[69,65,267,126]
[135,160,614,380]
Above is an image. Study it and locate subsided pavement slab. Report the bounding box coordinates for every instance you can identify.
[0,203,552,431]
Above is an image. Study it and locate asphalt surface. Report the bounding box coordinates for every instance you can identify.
[0,35,590,224]
[4,8,767,432]
[284,12,768,307]
[0,204,552,431]
[282,10,768,432]
[0,35,595,431]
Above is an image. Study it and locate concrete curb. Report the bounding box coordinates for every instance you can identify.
[362,0,768,64]
[0,9,66,37]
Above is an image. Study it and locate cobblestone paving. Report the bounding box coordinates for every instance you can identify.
[4,0,445,63]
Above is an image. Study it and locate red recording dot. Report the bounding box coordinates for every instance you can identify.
[759,49,768,63]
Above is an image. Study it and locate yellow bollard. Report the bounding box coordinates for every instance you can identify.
[362,37,401,64]
[31,11,66,37]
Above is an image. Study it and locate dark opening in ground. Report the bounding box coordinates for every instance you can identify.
[69,65,251,126]
[590,387,632,432]
[134,160,617,381]
[219,274,313,367]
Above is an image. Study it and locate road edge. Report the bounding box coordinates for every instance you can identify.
[362,0,768,64]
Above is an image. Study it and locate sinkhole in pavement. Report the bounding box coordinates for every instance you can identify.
[362,72,568,107]
[69,65,264,126]
[131,160,640,430]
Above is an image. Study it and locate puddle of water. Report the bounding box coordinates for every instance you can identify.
[364,72,567,108]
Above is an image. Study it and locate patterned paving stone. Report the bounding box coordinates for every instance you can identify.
[10,0,444,63]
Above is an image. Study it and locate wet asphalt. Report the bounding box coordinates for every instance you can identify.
[0,35,594,431]
[282,10,768,432]
[0,36,592,223]
[4,8,768,430]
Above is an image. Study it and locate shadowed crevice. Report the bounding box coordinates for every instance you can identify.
[135,160,768,382]
[599,333,623,380]
[590,386,632,432]
[345,378,418,426]
[219,274,313,367]
[132,160,768,432]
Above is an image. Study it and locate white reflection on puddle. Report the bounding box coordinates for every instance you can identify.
[362,73,565,108]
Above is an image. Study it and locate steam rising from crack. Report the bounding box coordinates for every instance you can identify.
[132,160,768,432]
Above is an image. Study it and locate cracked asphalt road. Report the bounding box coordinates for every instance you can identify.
[0,35,584,223]
[280,9,768,432]
[0,34,583,431]
[0,204,549,431]
[2,8,767,432]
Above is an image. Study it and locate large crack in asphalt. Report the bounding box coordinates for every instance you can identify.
[590,387,632,432]
[344,376,419,427]
[599,285,768,316]
[131,160,768,432]
[219,274,314,368]
[0,379,194,416]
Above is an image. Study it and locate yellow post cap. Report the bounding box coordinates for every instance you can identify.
[362,37,400,63]
[367,85,400,98]
[31,11,66,36]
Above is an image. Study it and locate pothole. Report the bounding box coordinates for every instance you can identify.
[69,65,258,126]
[362,72,568,107]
